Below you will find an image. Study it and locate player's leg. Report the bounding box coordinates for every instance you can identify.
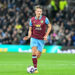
[33,40,44,73]
[32,46,38,70]
[30,38,38,70]
[32,46,39,73]
[31,46,41,58]
[30,38,44,73]
[30,38,38,71]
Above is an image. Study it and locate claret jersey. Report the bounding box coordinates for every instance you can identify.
[29,16,50,40]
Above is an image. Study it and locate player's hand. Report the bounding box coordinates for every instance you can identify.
[23,36,30,40]
[43,35,48,41]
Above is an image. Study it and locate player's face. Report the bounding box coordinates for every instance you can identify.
[35,8,42,17]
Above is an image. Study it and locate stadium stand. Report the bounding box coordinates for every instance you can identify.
[0,0,75,46]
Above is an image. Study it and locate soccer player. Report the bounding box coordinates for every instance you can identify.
[23,5,51,73]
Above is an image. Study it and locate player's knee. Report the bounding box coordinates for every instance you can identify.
[37,53,41,58]
[32,52,36,55]
[32,47,37,55]
[32,50,36,55]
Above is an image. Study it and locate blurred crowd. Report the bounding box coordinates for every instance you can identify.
[0,0,75,46]
[47,9,75,46]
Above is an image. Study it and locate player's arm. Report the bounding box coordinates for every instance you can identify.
[23,27,32,40]
[44,23,51,40]
[44,17,52,40]
[23,19,32,40]
[45,23,51,36]
[28,27,32,38]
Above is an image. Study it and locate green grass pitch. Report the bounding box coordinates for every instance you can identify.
[0,52,75,75]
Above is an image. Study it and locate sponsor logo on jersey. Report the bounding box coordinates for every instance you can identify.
[35,24,41,30]
[35,24,41,27]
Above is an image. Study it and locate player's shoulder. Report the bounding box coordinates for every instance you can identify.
[31,17,35,21]
[42,16,48,20]
[42,15,46,18]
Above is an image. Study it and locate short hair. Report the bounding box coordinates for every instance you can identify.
[34,5,42,11]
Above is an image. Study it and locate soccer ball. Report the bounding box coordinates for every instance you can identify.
[27,66,35,73]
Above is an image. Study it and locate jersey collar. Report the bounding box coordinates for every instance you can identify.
[35,15,42,20]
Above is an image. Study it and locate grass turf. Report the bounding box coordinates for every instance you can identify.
[0,52,75,75]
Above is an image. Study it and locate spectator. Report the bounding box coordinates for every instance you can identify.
[0,0,75,46]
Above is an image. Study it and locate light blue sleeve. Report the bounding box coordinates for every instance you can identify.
[29,19,32,26]
[45,17,50,24]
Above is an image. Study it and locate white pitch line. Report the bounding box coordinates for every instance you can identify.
[0,64,75,66]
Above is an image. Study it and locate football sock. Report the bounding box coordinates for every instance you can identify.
[32,55,37,70]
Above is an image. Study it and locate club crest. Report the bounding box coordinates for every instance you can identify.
[41,20,43,23]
